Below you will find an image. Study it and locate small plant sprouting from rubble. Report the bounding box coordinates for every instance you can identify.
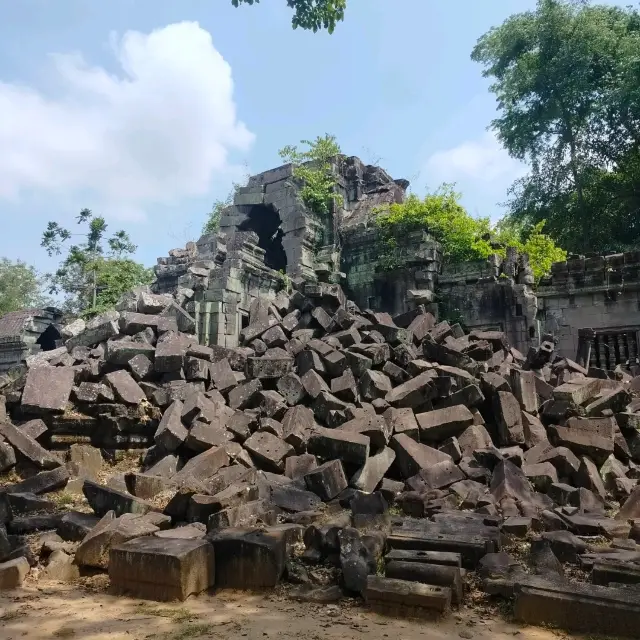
[279,134,344,217]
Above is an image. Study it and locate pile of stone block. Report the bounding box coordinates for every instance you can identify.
[0,280,639,635]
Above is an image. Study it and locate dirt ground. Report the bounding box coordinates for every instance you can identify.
[0,579,582,640]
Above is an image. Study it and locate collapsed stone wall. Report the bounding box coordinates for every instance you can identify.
[0,278,639,634]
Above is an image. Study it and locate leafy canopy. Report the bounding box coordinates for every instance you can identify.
[374,185,566,281]
[0,259,51,316]
[41,209,152,317]
[472,0,640,254]
[231,0,346,33]
[279,134,343,216]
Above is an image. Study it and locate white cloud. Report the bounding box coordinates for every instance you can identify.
[0,22,254,219]
[425,132,526,186]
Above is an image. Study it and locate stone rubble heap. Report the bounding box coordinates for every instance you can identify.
[0,282,639,635]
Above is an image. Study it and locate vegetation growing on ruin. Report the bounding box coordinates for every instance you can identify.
[231,0,346,33]
[41,209,153,317]
[279,134,344,216]
[473,0,640,255]
[373,185,566,282]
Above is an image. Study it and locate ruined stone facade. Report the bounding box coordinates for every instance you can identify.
[537,250,640,368]
[0,307,63,373]
[153,157,441,347]
[153,158,640,366]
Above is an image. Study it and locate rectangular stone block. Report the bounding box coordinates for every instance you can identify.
[364,576,451,616]
[513,576,640,638]
[109,536,215,601]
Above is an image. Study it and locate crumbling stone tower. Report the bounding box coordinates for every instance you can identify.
[153,156,442,347]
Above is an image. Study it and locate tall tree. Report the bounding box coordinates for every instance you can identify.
[0,259,50,316]
[41,209,153,316]
[472,0,640,254]
[231,0,346,33]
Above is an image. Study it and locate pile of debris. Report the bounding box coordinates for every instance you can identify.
[0,281,639,635]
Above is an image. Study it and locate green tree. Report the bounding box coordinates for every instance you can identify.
[41,209,152,316]
[472,0,640,254]
[231,0,346,33]
[374,185,566,281]
[279,134,343,215]
[0,259,51,316]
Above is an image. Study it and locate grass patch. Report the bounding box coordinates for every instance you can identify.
[135,603,195,624]
[161,623,217,640]
[50,491,76,507]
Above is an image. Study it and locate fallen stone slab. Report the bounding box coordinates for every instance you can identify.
[385,371,436,409]
[75,512,160,569]
[244,432,294,473]
[305,459,348,501]
[109,536,215,601]
[513,575,640,638]
[171,446,229,487]
[391,434,451,479]
[7,514,63,534]
[0,422,61,470]
[208,527,287,588]
[5,466,69,495]
[20,365,75,415]
[207,499,275,531]
[41,549,80,582]
[66,318,119,350]
[83,480,157,517]
[494,391,525,446]
[351,447,396,493]
[0,556,30,589]
[385,560,463,604]
[307,427,370,465]
[154,400,188,452]
[416,405,474,443]
[364,575,451,617]
[104,370,146,405]
[57,511,101,542]
[384,549,462,568]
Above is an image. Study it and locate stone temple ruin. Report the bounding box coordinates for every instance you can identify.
[1,156,640,636]
[153,156,640,372]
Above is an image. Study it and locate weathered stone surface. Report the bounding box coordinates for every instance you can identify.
[351,447,396,493]
[0,441,16,472]
[58,511,101,541]
[281,405,315,450]
[172,446,229,486]
[494,391,525,446]
[385,371,436,408]
[307,427,370,465]
[384,407,420,440]
[228,379,262,410]
[513,576,640,638]
[104,370,146,405]
[83,480,156,517]
[244,432,294,472]
[391,434,451,479]
[305,459,348,501]
[154,400,188,452]
[21,366,74,415]
[0,422,61,470]
[110,536,215,601]
[365,575,451,615]
[0,556,30,589]
[75,512,160,568]
[209,527,286,588]
[416,405,474,442]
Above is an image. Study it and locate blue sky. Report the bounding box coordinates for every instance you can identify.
[0,0,537,277]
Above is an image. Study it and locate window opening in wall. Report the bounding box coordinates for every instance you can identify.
[515,303,523,317]
[239,313,250,335]
[589,329,639,370]
[367,296,376,310]
[529,326,536,339]
[238,205,287,271]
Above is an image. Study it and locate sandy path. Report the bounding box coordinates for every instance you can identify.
[0,580,578,640]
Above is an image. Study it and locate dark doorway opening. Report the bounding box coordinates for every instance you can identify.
[36,324,62,352]
[238,205,287,272]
